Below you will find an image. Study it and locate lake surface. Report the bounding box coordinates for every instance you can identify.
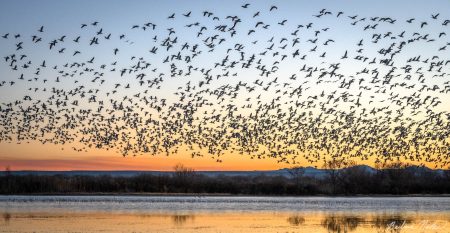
[1,195,449,232]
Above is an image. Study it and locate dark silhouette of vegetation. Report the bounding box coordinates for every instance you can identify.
[288,166,305,194]
[172,163,196,193]
[0,163,449,195]
[323,158,356,194]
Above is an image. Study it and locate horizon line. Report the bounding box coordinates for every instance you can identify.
[2,165,448,172]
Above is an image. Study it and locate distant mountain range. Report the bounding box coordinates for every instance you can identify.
[0,165,445,178]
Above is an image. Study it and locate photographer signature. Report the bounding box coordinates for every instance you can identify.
[386,220,448,231]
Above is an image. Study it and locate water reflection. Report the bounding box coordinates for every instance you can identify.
[373,215,413,233]
[0,211,449,233]
[2,212,11,224]
[171,214,195,226]
[321,215,363,233]
[287,215,305,226]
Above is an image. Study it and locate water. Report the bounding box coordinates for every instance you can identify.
[1,195,449,232]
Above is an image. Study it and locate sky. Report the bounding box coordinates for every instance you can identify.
[0,0,449,171]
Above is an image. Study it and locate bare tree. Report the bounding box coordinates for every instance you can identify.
[5,166,11,177]
[288,166,305,194]
[173,163,196,192]
[323,158,356,194]
[374,161,414,194]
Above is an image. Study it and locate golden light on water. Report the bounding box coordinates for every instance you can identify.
[1,211,449,233]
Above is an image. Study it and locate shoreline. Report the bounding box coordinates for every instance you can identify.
[1,193,450,197]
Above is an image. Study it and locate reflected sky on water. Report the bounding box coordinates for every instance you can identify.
[1,196,449,233]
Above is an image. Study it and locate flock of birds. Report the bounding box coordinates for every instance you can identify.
[0,3,449,168]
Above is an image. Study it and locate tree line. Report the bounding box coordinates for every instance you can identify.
[1,163,449,195]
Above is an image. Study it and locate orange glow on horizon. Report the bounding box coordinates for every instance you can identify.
[0,155,290,171]
[0,141,291,171]
[0,137,444,171]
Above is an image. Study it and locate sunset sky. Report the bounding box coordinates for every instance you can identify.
[1,0,449,171]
